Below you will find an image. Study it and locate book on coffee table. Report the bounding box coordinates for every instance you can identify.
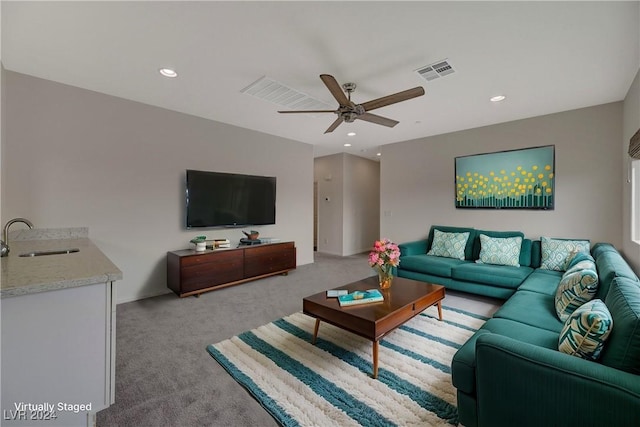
[338,289,384,307]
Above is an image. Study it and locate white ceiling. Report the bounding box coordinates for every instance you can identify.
[2,1,639,159]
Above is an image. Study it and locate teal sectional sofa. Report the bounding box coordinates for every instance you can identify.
[398,225,640,426]
[397,225,535,299]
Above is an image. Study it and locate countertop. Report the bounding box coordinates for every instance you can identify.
[0,228,122,298]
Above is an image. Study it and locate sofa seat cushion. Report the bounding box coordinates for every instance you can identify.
[518,269,562,296]
[601,277,640,374]
[452,318,559,394]
[398,254,466,278]
[493,290,564,332]
[451,263,533,289]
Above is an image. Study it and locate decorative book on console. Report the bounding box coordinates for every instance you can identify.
[338,289,384,307]
[207,239,231,249]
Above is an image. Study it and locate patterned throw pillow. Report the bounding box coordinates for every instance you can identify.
[558,299,613,360]
[555,261,599,321]
[476,234,522,267]
[540,237,590,271]
[427,230,469,260]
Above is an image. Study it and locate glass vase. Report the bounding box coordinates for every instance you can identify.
[378,270,393,289]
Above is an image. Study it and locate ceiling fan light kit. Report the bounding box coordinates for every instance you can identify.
[278,74,425,134]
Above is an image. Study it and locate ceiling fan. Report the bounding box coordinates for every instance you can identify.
[278,74,425,134]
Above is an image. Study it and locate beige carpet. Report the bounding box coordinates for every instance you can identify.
[97,252,500,426]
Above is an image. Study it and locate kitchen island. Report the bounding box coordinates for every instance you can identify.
[1,227,122,427]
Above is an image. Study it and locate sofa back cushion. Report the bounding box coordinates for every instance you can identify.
[593,242,640,301]
[600,277,640,374]
[531,240,542,268]
[427,225,476,260]
[472,230,531,266]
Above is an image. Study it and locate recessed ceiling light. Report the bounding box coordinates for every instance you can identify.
[490,95,506,102]
[159,68,178,78]
[376,152,382,157]
[347,132,356,137]
[344,143,352,147]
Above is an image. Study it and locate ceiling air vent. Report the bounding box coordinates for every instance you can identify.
[415,59,455,82]
[241,76,332,110]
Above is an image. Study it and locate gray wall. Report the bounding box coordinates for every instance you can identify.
[623,68,640,272]
[2,70,314,303]
[314,153,380,256]
[343,154,380,255]
[314,154,344,255]
[380,102,625,250]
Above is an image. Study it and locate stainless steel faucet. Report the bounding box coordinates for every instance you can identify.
[1,218,34,257]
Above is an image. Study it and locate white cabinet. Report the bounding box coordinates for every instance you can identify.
[1,281,117,426]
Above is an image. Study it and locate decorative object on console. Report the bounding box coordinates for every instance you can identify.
[240,230,261,245]
[209,239,231,249]
[190,235,207,252]
[243,230,259,240]
[455,145,555,209]
[368,238,400,289]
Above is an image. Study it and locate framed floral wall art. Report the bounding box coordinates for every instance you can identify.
[455,145,555,209]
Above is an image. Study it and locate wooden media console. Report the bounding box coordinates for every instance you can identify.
[167,241,296,297]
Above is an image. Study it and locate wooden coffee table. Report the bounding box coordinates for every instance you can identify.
[302,276,445,378]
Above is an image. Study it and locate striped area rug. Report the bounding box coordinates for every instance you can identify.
[206,305,487,426]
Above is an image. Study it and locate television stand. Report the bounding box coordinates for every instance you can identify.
[167,241,296,297]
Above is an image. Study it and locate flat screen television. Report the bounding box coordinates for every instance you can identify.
[186,169,276,228]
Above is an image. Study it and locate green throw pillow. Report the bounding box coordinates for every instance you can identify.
[541,237,590,271]
[476,234,522,267]
[427,229,469,260]
[555,261,599,321]
[563,250,595,271]
[558,299,613,360]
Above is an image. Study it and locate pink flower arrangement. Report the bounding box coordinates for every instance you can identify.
[368,238,401,275]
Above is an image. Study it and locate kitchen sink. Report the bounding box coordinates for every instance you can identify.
[19,248,80,257]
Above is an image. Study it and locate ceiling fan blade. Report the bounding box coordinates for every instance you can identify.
[278,110,336,114]
[356,113,399,128]
[360,86,425,112]
[324,117,344,134]
[320,74,351,106]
